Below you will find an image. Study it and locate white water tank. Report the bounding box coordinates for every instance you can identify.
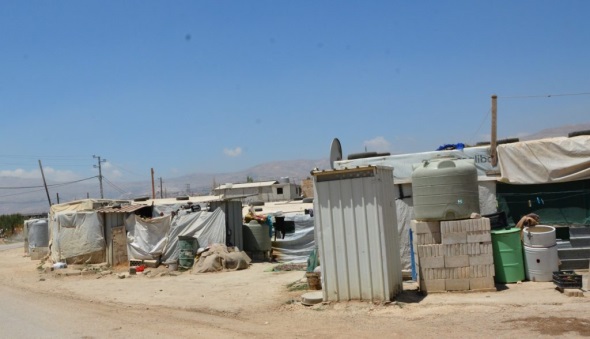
[524,245,559,282]
[412,158,479,221]
[522,225,559,282]
[523,225,556,248]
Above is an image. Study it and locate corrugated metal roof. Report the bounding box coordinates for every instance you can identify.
[130,195,224,206]
[216,181,278,190]
[98,204,150,213]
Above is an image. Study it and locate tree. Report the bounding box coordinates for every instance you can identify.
[246,176,254,183]
[0,214,25,236]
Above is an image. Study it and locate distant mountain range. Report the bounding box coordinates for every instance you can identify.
[1,123,588,215]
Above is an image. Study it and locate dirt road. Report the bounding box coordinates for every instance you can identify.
[1,243,589,338]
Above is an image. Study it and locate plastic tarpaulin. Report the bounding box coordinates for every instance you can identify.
[271,214,315,263]
[335,146,495,181]
[160,208,226,264]
[52,211,105,262]
[126,215,171,260]
[498,136,590,184]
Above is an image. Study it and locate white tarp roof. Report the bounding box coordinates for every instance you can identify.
[216,181,277,190]
[335,145,495,183]
[498,136,590,184]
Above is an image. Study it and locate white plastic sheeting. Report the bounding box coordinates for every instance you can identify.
[126,215,171,260]
[271,214,315,263]
[161,208,226,264]
[335,146,495,181]
[498,136,590,184]
[51,211,105,262]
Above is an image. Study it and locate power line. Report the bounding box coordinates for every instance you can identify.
[102,176,129,196]
[0,188,48,198]
[0,176,98,189]
[499,92,590,99]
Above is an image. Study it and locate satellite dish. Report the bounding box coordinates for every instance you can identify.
[330,138,343,169]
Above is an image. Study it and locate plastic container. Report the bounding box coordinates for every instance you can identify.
[491,228,525,283]
[523,245,559,282]
[523,225,556,248]
[178,236,198,269]
[242,221,271,252]
[412,158,480,221]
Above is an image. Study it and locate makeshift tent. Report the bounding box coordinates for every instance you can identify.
[333,136,590,270]
[160,208,226,264]
[497,136,590,184]
[495,136,590,226]
[51,211,106,264]
[334,145,499,270]
[271,214,315,263]
[126,214,171,260]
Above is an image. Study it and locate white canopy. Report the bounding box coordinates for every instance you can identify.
[498,136,590,184]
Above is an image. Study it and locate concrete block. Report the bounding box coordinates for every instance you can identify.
[420,268,447,280]
[467,242,493,255]
[420,279,446,292]
[412,220,441,234]
[470,264,495,278]
[442,232,467,245]
[440,220,455,234]
[446,278,470,291]
[470,277,495,290]
[445,255,469,268]
[565,290,585,297]
[446,267,470,279]
[416,232,441,245]
[467,231,491,243]
[81,270,96,276]
[469,254,494,266]
[418,244,444,258]
[444,244,470,256]
[472,218,491,231]
[420,256,445,269]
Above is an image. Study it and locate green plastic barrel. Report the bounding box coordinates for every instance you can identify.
[178,236,198,269]
[491,228,525,283]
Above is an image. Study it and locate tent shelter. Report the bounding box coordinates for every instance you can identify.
[48,199,135,264]
[333,135,590,270]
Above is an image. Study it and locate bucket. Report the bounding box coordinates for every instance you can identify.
[306,272,321,290]
[523,245,559,282]
[522,225,556,248]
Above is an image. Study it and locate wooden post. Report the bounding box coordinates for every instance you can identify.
[151,168,156,199]
[38,160,52,207]
[491,95,498,167]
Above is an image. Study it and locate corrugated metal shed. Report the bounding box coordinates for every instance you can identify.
[312,166,403,302]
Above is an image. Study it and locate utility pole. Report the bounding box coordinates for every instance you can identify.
[56,193,60,204]
[159,177,164,199]
[38,160,52,207]
[491,95,498,167]
[151,168,156,199]
[93,155,106,199]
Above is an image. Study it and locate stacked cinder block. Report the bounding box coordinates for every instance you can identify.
[412,218,495,294]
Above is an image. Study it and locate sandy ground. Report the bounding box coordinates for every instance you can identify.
[1,242,589,338]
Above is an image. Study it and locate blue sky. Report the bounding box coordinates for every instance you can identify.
[1,1,589,184]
